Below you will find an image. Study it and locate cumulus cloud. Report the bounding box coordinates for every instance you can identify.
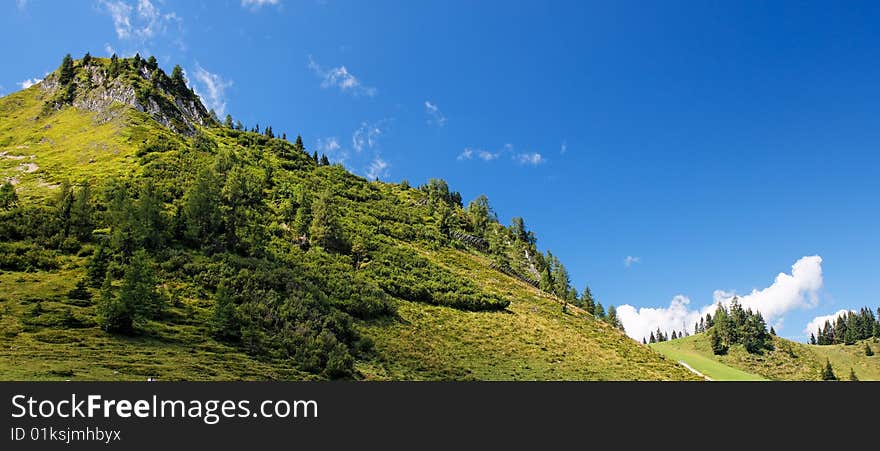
[425,101,447,127]
[478,150,499,161]
[308,56,376,97]
[191,65,232,115]
[617,256,824,341]
[18,78,42,89]
[624,256,641,267]
[241,0,280,9]
[515,152,544,165]
[804,309,852,336]
[457,148,473,161]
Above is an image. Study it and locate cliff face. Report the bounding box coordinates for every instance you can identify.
[38,58,211,134]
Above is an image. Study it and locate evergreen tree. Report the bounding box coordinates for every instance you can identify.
[466,195,495,237]
[539,267,554,293]
[68,278,92,301]
[108,54,120,77]
[671,330,678,340]
[581,286,595,315]
[649,331,656,344]
[309,190,343,250]
[86,244,110,287]
[0,182,18,210]
[320,154,330,166]
[510,217,528,242]
[820,359,837,381]
[135,182,166,250]
[710,329,728,355]
[59,53,75,85]
[171,65,186,89]
[810,333,817,345]
[70,182,93,241]
[770,326,776,336]
[312,151,319,164]
[606,305,623,331]
[211,283,240,341]
[83,52,93,66]
[865,343,874,357]
[184,167,222,243]
[146,55,157,69]
[118,249,162,320]
[594,301,605,319]
[294,135,305,153]
[56,179,74,237]
[642,337,647,345]
[97,273,133,334]
[235,120,244,131]
[292,193,312,236]
[224,114,234,128]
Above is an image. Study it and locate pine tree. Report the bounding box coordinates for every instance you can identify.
[294,135,305,153]
[581,286,595,314]
[211,283,240,341]
[810,333,817,345]
[97,273,133,334]
[594,301,605,319]
[606,305,623,331]
[83,52,93,66]
[224,114,234,128]
[184,167,222,243]
[70,183,93,241]
[642,337,647,345]
[0,182,18,210]
[709,329,728,355]
[118,250,162,320]
[649,331,656,344]
[308,190,343,250]
[820,359,837,381]
[671,330,678,340]
[320,154,330,166]
[171,65,186,89]
[770,326,776,336]
[68,278,92,301]
[59,53,75,85]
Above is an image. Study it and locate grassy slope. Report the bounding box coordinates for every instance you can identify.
[651,333,880,381]
[0,84,698,381]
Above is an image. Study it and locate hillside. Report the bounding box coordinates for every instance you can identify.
[0,54,698,381]
[652,334,880,381]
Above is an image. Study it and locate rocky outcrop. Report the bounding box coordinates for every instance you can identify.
[40,62,212,135]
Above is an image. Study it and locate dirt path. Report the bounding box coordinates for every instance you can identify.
[678,361,713,381]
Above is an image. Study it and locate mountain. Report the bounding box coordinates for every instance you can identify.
[0,53,699,381]
[651,333,880,381]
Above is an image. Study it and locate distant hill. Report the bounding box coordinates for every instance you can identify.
[0,53,698,381]
[652,333,880,381]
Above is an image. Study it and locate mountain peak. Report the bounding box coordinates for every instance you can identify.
[38,53,213,135]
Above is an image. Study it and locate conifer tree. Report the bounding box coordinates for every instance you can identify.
[320,154,330,166]
[649,331,656,344]
[83,52,93,66]
[97,273,133,334]
[59,53,75,85]
[224,114,234,128]
[309,190,343,250]
[810,333,817,345]
[212,282,240,341]
[865,343,874,357]
[594,301,605,319]
[581,286,595,315]
[70,182,93,241]
[171,65,186,89]
[118,249,162,320]
[820,359,837,381]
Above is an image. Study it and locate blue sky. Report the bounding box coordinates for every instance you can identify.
[3,0,879,342]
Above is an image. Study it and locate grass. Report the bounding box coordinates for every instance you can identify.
[651,333,880,381]
[357,247,701,381]
[651,337,767,381]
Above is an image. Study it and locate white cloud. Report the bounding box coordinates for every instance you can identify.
[624,256,641,267]
[617,255,824,341]
[18,78,42,89]
[478,150,499,161]
[365,156,389,180]
[316,137,346,162]
[515,152,544,165]
[191,65,232,115]
[352,121,386,152]
[804,309,852,336]
[100,0,182,43]
[457,148,473,161]
[425,100,447,127]
[241,0,280,9]
[308,56,376,97]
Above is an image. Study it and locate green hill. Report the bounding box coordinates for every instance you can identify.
[0,53,698,381]
[651,333,880,381]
